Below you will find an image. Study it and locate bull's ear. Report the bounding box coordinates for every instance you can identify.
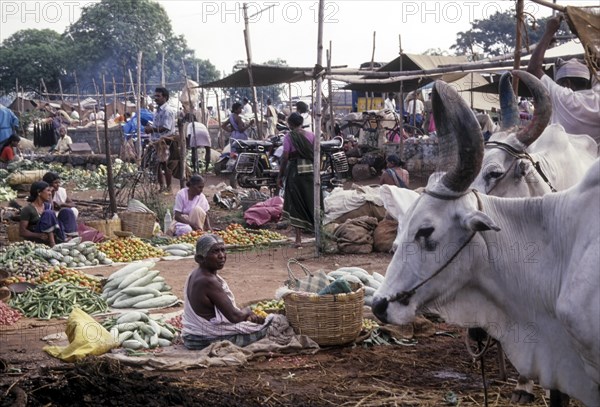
[461,211,501,232]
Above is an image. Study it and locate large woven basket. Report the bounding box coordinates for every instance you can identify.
[118,212,156,239]
[85,218,122,239]
[284,287,364,346]
[6,223,23,242]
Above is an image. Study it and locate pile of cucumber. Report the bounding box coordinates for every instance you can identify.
[103,310,178,349]
[158,243,195,257]
[102,261,178,309]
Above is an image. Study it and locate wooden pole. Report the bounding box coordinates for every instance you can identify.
[181,59,192,183]
[327,42,335,140]
[529,0,566,12]
[102,75,118,215]
[288,83,293,114]
[41,79,48,96]
[112,75,117,116]
[398,34,404,158]
[313,0,325,255]
[73,72,82,117]
[513,0,524,93]
[58,79,65,103]
[161,51,165,87]
[131,58,142,161]
[243,3,262,139]
[92,78,101,152]
[214,89,224,149]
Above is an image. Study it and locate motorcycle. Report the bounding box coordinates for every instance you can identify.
[230,134,284,191]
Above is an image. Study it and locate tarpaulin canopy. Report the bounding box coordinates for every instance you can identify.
[341,54,471,92]
[197,64,314,88]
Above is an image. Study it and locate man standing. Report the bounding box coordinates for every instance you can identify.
[0,104,19,144]
[144,87,177,192]
[185,114,212,173]
[242,97,253,116]
[264,98,278,136]
[527,14,599,152]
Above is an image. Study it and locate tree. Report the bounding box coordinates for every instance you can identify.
[223,58,288,109]
[0,29,68,93]
[63,0,218,94]
[451,10,571,59]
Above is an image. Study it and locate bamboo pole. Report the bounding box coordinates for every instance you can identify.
[73,72,82,117]
[92,78,101,152]
[112,75,117,116]
[243,3,262,139]
[513,0,525,93]
[181,59,192,183]
[399,34,404,158]
[529,0,566,12]
[102,75,117,215]
[327,44,334,140]
[58,79,65,103]
[313,0,325,255]
[130,62,142,161]
[215,89,223,149]
[41,79,48,96]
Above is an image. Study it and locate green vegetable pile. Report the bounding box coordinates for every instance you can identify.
[9,281,108,319]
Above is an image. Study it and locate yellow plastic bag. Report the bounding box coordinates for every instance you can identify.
[44,308,117,362]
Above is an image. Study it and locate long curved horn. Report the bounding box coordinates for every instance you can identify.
[499,72,520,129]
[432,81,484,193]
[512,70,552,146]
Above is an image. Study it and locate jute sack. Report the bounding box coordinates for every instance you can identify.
[334,216,378,254]
[373,219,398,253]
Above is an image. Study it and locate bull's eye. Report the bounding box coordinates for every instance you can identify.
[415,227,434,239]
[415,226,437,251]
[486,171,503,180]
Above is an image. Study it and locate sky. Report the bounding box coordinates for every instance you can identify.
[0,0,596,98]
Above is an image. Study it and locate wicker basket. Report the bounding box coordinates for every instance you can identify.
[6,223,23,242]
[85,218,122,239]
[118,212,156,239]
[284,287,364,346]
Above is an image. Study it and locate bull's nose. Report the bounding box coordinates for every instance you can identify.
[371,296,389,323]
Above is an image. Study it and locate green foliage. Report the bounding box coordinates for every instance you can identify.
[0,0,219,95]
[0,29,68,93]
[223,58,288,108]
[451,10,570,58]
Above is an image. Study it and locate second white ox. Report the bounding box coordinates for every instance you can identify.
[473,70,597,197]
[372,79,600,406]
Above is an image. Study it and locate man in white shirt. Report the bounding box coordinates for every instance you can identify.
[186,116,211,173]
[384,93,396,112]
[242,97,253,116]
[55,126,73,154]
[406,96,425,130]
[527,14,600,153]
[144,87,178,191]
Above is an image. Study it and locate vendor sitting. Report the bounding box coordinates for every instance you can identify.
[19,181,71,247]
[54,125,72,154]
[380,154,409,188]
[0,135,22,168]
[42,172,79,238]
[168,174,211,236]
[182,234,270,350]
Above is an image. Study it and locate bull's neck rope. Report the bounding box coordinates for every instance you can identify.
[388,189,483,306]
[484,141,557,193]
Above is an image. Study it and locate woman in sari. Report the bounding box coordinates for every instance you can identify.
[19,181,66,246]
[227,102,254,153]
[169,174,211,236]
[277,112,316,248]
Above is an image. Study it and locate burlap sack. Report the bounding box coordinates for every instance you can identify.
[334,216,378,254]
[373,219,399,253]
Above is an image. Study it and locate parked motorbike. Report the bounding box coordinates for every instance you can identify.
[230,134,284,191]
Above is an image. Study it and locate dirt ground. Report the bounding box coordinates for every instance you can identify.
[0,173,579,406]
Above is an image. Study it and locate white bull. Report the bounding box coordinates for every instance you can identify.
[473,70,598,404]
[372,79,600,406]
[473,71,597,197]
